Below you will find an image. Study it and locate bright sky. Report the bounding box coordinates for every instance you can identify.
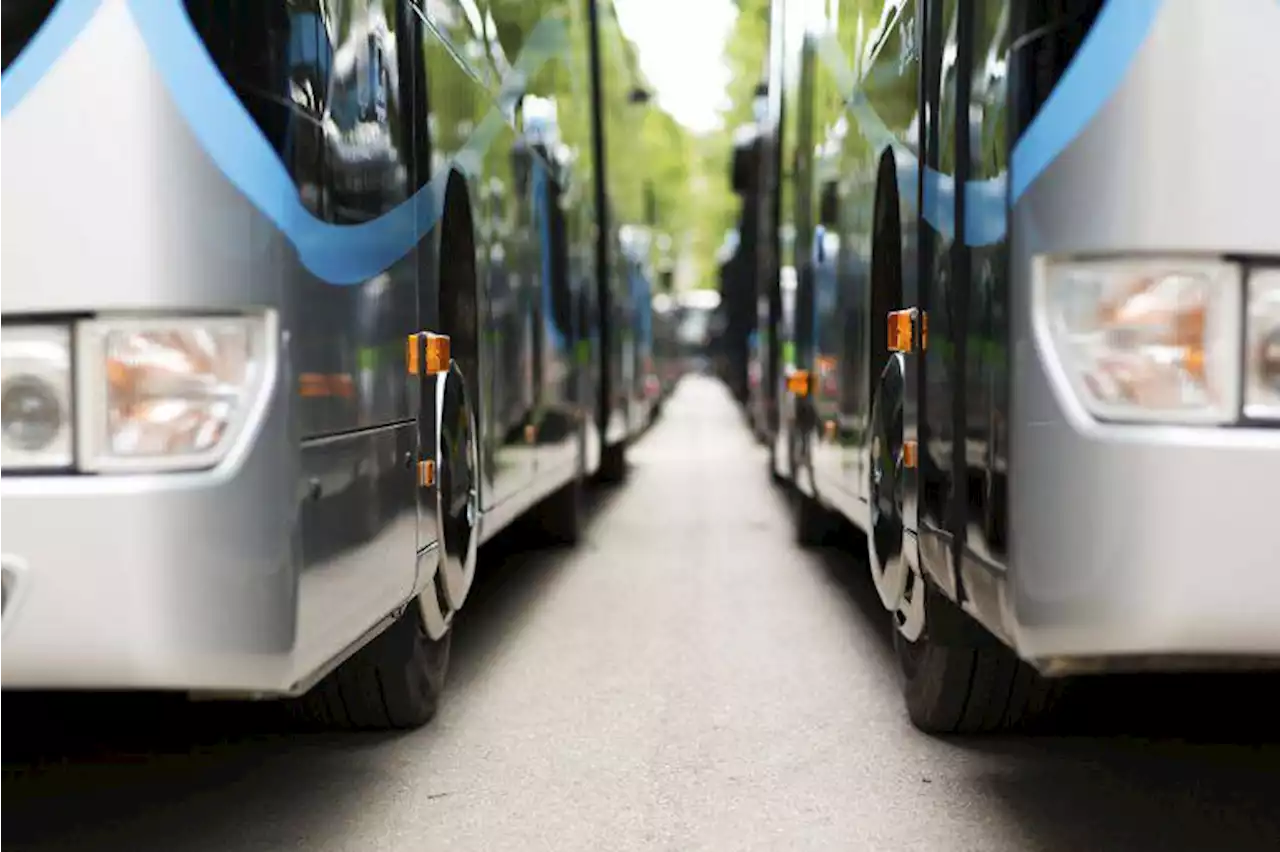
[613,0,738,135]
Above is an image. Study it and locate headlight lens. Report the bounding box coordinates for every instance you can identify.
[1036,258,1242,424]
[0,326,73,469]
[77,315,273,472]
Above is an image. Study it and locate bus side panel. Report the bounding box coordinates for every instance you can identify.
[482,0,602,494]
[418,4,536,512]
[530,154,588,477]
[805,0,922,523]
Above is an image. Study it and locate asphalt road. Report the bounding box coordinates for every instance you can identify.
[4,376,1279,851]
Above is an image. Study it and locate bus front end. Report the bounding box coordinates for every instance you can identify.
[1008,0,1280,671]
[2,1,297,694]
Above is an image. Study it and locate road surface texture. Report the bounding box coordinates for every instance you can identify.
[4,376,1279,851]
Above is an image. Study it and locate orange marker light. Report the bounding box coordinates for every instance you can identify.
[786,369,810,397]
[824,419,837,441]
[902,440,918,469]
[424,333,451,375]
[920,311,928,352]
[418,459,435,488]
[406,334,421,375]
[524,423,536,444]
[888,310,914,353]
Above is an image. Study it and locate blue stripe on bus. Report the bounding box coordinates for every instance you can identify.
[1008,0,1163,202]
[2,0,571,286]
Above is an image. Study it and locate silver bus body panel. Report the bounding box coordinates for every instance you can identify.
[1,0,423,692]
[1007,0,1280,663]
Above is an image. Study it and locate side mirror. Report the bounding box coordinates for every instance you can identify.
[819,180,839,227]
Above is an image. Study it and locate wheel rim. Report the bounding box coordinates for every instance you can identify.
[866,397,908,612]
[893,557,926,644]
[438,368,478,612]
[419,366,479,640]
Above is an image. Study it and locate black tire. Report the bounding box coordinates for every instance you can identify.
[894,582,1063,735]
[533,474,583,546]
[596,441,627,484]
[297,603,451,730]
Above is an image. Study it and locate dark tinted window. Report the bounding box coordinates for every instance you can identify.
[1010,0,1104,133]
[184,0,328,215]
[2,0,56,71]
[182,0,418,222]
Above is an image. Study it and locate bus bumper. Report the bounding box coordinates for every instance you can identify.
[0,438,297,694]
[1009,418,1280,670]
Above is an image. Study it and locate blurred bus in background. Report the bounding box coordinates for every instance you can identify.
[650,291,683,411]
[677,288,722,378]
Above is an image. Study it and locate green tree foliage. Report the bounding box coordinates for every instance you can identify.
[682,0,771,289]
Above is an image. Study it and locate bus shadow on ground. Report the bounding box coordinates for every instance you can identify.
[960,697,1280,852]
[0,478,628,852]
[803,507,1280,851]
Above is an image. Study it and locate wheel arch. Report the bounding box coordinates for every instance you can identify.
[438,169,481,406]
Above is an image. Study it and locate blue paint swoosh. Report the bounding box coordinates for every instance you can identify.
[0,0,102,118]
[815,0,1163,247]
[2,0,573,286]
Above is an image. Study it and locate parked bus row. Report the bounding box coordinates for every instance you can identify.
[730,0,1280,734]
[1,0,672,730]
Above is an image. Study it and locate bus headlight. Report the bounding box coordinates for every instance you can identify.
[76,314,275,473]
[1,326,74,470]
[1035,258,1242,425]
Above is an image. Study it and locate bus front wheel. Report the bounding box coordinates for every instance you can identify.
[299,604,451,730]
[893,581,1063,735]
